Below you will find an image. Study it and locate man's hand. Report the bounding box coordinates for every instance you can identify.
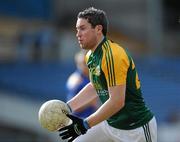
[59,114,89,142]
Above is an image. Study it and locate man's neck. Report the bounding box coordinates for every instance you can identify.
[91,35,104,52]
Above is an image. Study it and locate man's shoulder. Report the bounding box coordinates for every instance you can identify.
[105,40,129,60]
[107,40,125,50]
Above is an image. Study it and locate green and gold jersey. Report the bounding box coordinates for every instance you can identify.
[86,37,153,130]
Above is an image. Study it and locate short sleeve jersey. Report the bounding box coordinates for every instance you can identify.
[86,37,153,130]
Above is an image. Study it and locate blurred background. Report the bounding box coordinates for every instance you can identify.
[0,0,179,142]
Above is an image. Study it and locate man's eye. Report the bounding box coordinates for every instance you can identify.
[80,27,86,30]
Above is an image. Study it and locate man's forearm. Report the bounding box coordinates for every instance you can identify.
[67,82,97,112]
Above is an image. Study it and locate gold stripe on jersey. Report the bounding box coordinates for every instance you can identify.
[102,41,115,86]
[103,45,112,86]
[106,41,116,85]
[131,58,135,69]
[85,50,92,64]
[102,44,112,86]
[102,40,130,86]
[132,58,141,89]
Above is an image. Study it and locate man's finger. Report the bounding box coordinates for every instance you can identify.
[58,125,71,132]
[59,130,69,137]
[61,133,71,139]
[68,137,76,142]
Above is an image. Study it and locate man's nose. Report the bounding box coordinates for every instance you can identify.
[76,30,81,37]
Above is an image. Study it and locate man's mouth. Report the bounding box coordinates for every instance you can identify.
[78,40,83,44]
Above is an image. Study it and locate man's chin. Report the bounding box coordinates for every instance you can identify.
[80,45,86,49]
[80,44,89,50]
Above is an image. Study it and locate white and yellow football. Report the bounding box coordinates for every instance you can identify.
[38,99,71,131]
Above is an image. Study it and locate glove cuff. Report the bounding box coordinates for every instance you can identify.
[66,103,72,113]
[83,120,90,130]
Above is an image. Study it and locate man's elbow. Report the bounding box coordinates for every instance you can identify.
[121,101,125,108]
[113,100,125,112]
[118,100,125,110]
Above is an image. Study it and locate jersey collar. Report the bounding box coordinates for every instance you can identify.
[93,36,107,54]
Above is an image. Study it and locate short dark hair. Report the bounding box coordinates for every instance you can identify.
[77,7,108,36]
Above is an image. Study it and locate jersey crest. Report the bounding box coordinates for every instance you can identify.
[93,65,101,76]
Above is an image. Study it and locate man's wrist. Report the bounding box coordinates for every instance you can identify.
[83,119,90,129]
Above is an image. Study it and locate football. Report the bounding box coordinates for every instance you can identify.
[38,99,71,131]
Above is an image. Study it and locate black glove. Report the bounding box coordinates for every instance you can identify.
[59,114,89,142]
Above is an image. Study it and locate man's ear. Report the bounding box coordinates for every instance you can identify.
[95,25,103,34]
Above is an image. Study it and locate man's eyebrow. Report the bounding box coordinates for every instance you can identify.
[76,25,86,29]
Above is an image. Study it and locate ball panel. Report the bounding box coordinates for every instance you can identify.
[38,100,71,131]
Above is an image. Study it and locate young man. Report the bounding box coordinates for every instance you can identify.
[59,7,157,142]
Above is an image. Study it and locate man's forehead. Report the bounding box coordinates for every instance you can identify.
[76,18,89,27]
